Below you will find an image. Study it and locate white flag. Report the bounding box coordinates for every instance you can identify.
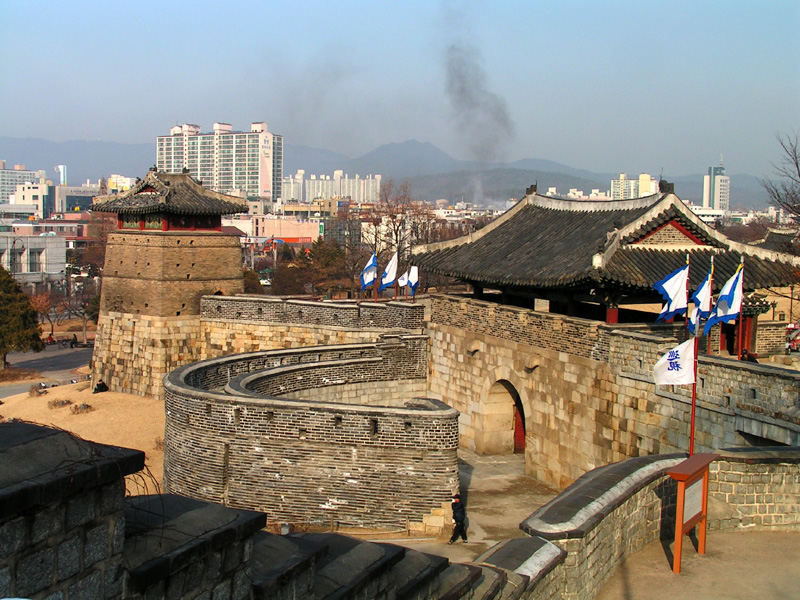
[704,264,743,335]
[397,269,409,287]
[378,252,398,292]
[408,266,419,295]
[654,265,689,322]
[360,253,377,290]
[653,339,696,386]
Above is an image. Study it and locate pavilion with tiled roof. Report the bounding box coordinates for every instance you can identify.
[412,185,800,328]
[93,168,246,231]
[754,227,799,255]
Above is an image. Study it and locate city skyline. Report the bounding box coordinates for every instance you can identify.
[1,0,798,178]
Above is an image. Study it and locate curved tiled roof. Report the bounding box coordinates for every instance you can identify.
[754,228,799,254]
[93,170,246,216]
[412,192,800,294]
[602,247,800,291]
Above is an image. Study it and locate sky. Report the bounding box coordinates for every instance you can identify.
[1,0,798,177]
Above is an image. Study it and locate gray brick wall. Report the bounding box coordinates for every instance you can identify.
[163,338,459,527]
[200,296,424,331]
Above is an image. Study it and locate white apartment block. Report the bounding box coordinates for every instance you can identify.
[283,169,381,205]
[13,183,54,218]
[0,161,46,203]
[156,122,283,202]
[610,173,658,200]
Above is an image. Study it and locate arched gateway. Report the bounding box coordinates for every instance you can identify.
[479,379,526,455]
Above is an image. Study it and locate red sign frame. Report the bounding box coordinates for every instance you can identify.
[667,453,716,574]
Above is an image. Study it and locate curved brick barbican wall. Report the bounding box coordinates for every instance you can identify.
[162,336,459,527]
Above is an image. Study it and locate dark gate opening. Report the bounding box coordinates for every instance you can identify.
[513,396,525,453]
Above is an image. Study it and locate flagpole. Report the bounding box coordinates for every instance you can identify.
[737,256,745,359]
[706,256,714,356]
[685,253,698,456]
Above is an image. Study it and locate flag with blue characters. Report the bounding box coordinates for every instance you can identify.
[653,338,696,385]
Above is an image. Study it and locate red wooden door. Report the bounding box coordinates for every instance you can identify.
[513,404,525,453]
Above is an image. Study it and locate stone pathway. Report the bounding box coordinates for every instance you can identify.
[394,450,558,563]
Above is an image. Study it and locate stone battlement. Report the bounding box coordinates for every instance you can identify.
[201,295,425,330]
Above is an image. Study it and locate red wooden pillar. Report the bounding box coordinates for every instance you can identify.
[605,306,619,324]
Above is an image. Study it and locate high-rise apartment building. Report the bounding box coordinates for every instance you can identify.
[611,174,638,200]
[156,122,283,203]
[610,173,658,200]
[0,161,46,203]
[703,163,730,212]
[283,169,381,205]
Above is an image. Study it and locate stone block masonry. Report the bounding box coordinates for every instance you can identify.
[426,295,800,490]
[92,312,202,400]
[200,296,424,331]
[0,423,144,600]
[92,296,425,400]
[519,447,800,599]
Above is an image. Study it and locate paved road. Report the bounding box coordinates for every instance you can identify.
[1,346,94,399]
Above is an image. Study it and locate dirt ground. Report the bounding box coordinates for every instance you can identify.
[1,380,165,496]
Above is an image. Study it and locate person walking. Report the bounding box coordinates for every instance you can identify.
[448,493,468,544]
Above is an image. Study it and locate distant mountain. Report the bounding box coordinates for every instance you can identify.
[0,136,771,209]
[406,169,607,207]
[0,137,152,185]
[283,144,350,176]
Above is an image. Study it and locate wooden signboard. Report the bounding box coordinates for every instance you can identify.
[667,453,716,574]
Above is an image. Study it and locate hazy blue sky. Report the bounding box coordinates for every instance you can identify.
[1,0,798,176]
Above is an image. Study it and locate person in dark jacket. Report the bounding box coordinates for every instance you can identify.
[741,349,758,363]
[448,493,467,544]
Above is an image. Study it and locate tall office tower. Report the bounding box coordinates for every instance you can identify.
[156,122,283,203]
[702,162,730,211]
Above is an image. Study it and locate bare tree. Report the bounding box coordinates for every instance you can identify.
[30,292,56,336]
[762,130,800,218]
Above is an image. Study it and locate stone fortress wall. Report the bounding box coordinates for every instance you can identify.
[426,295,800,489]
[3,422,798,600]
[517,446,800,599]
[94,291,797,513]
[162,335,460,528]
[92,231,245,399]
[93,297,424,400]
